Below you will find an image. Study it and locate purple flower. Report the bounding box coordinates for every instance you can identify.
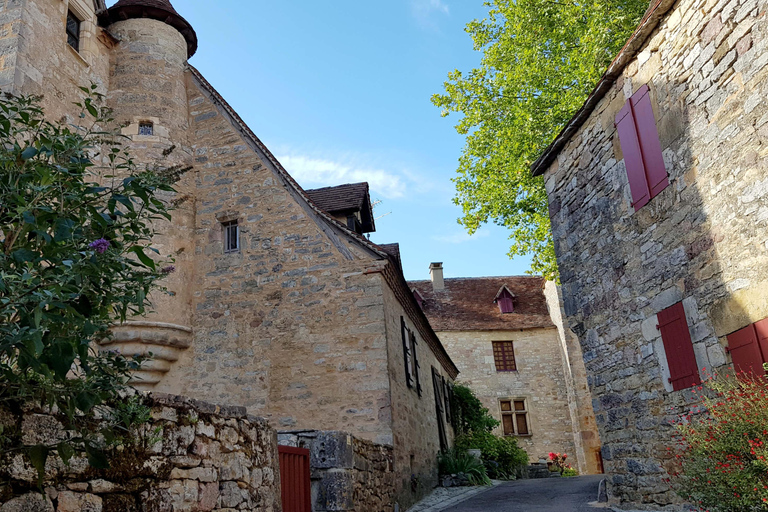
[89,238,110,254]
[161,265,176,275]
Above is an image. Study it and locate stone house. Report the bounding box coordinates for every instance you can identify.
[0,0,459,507]
[409,265,603,475]
[531,0,768,507]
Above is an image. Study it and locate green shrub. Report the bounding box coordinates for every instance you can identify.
[451,384,499,435]
[456,431,529,479]
[562,467,579,477]
[438,448,492,486]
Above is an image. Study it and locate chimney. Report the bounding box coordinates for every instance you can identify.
[429,262,445,291]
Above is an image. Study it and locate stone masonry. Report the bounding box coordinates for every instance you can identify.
[0,394,281,512]
[535,0,768,507]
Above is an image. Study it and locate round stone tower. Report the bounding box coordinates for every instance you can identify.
[97,0,198,390]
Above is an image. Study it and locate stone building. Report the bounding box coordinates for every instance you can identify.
[409,265,602,475]
[0,0,459,508]
[531,0,768,507]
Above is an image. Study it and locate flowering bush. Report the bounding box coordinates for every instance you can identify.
[672,371,768,511]
[548,452,573,474]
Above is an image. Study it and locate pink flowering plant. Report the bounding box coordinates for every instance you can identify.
[670,370,768,511]
[548,452,573,474]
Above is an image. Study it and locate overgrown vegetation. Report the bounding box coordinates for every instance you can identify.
[671,371,768,511]
[456,431,528,479]
[433,0,649,280]
[0,88,184,482]
[438,448,492,486]
[451,384,500,435]
[450,384,528,479]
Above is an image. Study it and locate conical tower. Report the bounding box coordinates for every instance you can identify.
[98,0,197,390]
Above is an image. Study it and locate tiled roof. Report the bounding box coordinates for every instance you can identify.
[305,183,369,213]
[101,0,198,57]
[377,243,402,269]
[408,276,554,331]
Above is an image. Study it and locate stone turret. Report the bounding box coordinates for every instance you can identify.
[97,0,197,390]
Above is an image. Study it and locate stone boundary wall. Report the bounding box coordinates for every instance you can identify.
[278,430,395,512]
[0,394,281,512]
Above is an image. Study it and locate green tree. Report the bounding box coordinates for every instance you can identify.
[433,0,648,280]
[0,88,184,479]
[451,384,499,435]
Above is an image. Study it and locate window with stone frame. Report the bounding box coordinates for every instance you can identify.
[222,220,239,253]
[492,341,517,372]
[139,121,154,136]
[401,317,421,396]
[66,10,81,52]
[500,399,530,436]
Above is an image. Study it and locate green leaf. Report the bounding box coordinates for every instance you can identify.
[57,442,75,466]
[21,146,38,160]
[11,249,36,263]
[85,444,110,469]
[27,445,49,487]
[130,246,156,271]
[75,391,99,413]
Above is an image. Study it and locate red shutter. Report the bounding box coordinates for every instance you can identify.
[657,302,701,390]
[615,100,651,211]
[755,319,768,363]
[630,85,669,198]
[727,324,764,377]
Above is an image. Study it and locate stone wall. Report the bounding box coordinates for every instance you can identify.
[0,394,281,512]
[278,430,395,512]
[542,0,768,507]
[382,283,455,510]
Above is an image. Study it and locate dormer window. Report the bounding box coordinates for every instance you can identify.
[494,285,516,314]
[66,11,81,52]
[139,121,154,136]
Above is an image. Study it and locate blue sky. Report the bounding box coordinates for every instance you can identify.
[161,0,534,281]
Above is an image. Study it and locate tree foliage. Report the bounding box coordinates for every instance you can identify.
[0,88,183,480]
[433,0,648,280]
[451,384,499,435]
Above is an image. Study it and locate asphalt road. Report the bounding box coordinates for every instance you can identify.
[441,475,605,512]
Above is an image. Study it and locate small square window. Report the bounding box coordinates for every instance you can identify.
[139,122,154,136]
[223,220,239,253]
[66,11,81,52]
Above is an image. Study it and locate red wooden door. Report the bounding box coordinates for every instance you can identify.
[278,445,311,512]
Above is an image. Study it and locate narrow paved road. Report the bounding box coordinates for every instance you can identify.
[441,475,604,512]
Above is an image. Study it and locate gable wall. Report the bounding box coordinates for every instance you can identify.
[543,0,768,506]
[151,72,395,443]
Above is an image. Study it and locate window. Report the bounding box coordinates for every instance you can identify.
[726,319,768,377]
[657,302,701,391]
[223,220,239,253]
[492,341,517,372]
[494,285,516,314]
[615,84,669,211]
[139,122,154,136]
[66,11,81,52]
[500,399,530,436]
[401,317,421,395]
[432,367,448,450]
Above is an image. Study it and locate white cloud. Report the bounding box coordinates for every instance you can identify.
[411,0,450,29]
[277,153,406,199]
[432,230,490,244]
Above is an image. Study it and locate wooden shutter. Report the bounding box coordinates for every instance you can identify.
[401,317,413,388]
[432,368,447,450]
[727,324,764,377]
[755,319,768,363]
[410,331,422,396]
[616,100,651,211]
[657,302,701,391]
[631,85,669,198]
